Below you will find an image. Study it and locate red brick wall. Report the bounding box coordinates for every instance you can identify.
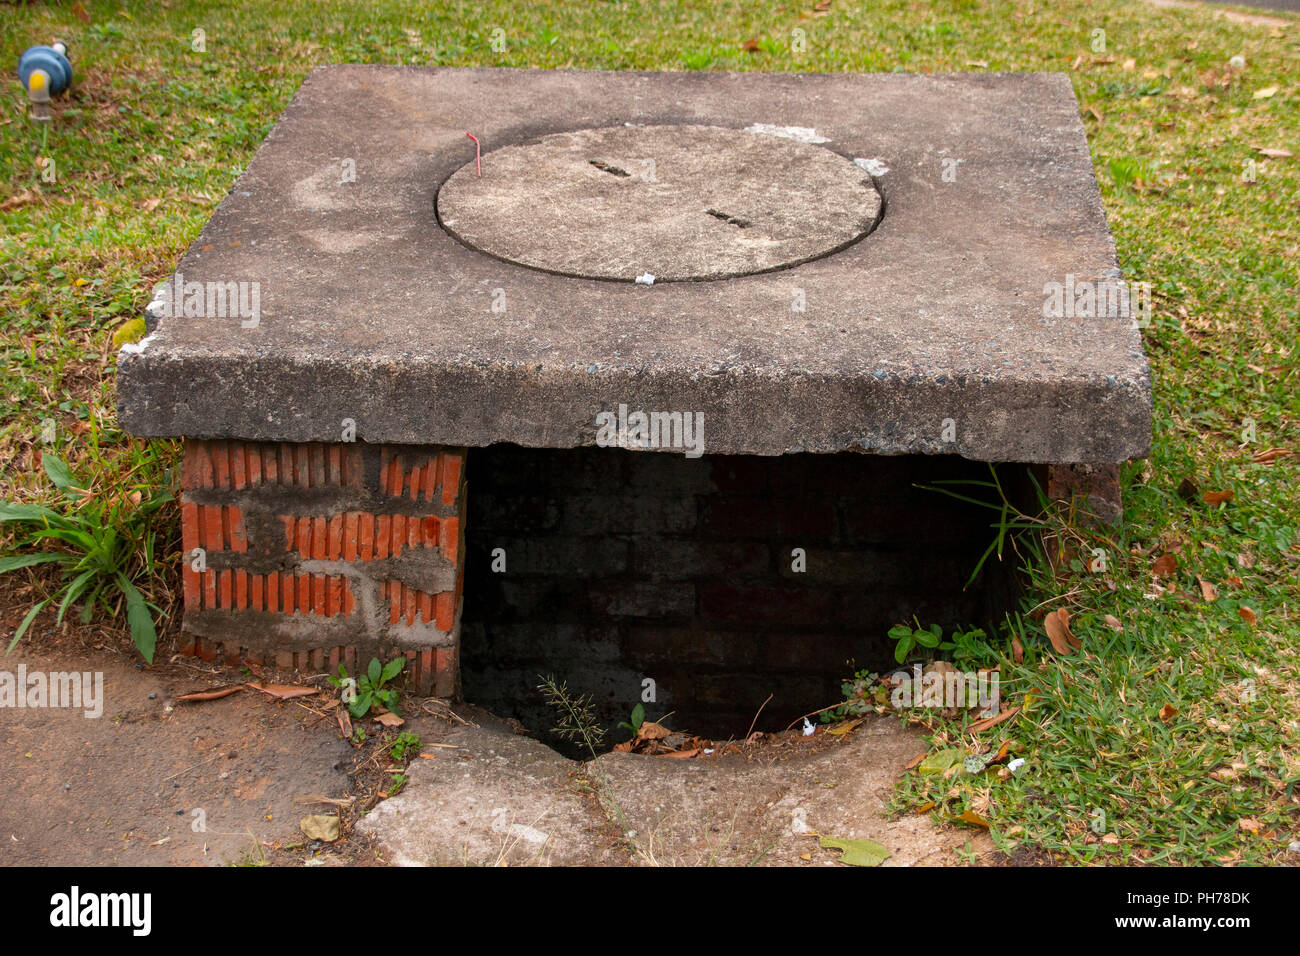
[179,440,466,695]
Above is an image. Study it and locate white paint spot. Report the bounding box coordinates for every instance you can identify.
[635,273,655,285]
[802,717,816,736]
[1008,758,1026,774]
[119,333,156,356]
[854,157,890,176]
[745,124,830,144]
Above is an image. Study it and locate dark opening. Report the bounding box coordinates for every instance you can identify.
[460,446,1028,756]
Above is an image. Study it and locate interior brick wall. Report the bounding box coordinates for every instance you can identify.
[462,446,1023,741]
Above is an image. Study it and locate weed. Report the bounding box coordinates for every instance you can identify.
[0,452,172,661]
[328,657,405,719]
[536,674,606,760]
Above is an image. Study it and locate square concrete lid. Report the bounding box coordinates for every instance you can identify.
[117,66,1152,463]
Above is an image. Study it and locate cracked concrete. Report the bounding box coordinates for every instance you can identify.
[357,712,993,867]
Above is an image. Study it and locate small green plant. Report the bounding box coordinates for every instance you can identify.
[887,621,943,664]
[617,702,645,738]
[389,731,422,762]
[0,453,171,662]
[536,674,606,760]
[887,620,997,666]
[328,657,405,718]
[387,772,408,797]
[820,667,884,723]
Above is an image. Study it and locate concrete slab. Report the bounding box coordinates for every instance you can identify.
[355,718,623,866]
[356,712,992,867]
[118,67,1151,463]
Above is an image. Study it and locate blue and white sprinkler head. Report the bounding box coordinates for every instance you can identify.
[18,41,73,121]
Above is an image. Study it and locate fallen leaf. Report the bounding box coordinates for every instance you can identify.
[138,197,163,211]
[819,835,890,867]
[741,38,760,53]
[1044,608,1079,654]
[1203,490,1235,505]
[1101,833,1120,845]
[659,748,699,759]
[1197,575,1218,602]
[1252,87,1278,99]
[1254,147,1293,158]
[799,852,812,861]
[915,801,936,814]
[148,837,169,847]
[373,711,404,727]
[612,740,634,753]
[1225,575,1244,588]
[336,707,352,738]
[918,748,965,774]
[636,721,671,741]
[177,686,242,703]
[968,706,1020,733]
[1122,58,1136,70]
[1159,703,1178,722]
[299,814,340,842]
[1011,634,1024,663]
[1237,817,1261,833]
[0,190,39,213]
[1104,614,1124,631]
[904,752,925,770]
[246,683,318,700]
[1152,553,1179,577]
[1252,447,1292,464]
[950,810,990,828]
[827,718,863,736]
[1239,606,1258,626]
[71,1,91,24]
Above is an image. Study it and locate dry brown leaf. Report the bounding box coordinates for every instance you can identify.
[1202,490,1235,505]
[659,748,700,759]
[1225,575,1244,589]
[1159,703,1179,722]
[1237,817,1261,833]
[612,740,634,753]
[336,706,352,738]
[1252,447,1292,464]
[741,38,760,52]
[904,752,926,770]
[1152,553,1178,577]
[636,721,671,741]
[1255,147,1292,158]
[1044,608,1079,654]
[1103,614,1124,631]
[177,686,242,703]
[951,810,990,828]
[1011,634,1024,663]
[245,683,319,700]
[0,190,39,213]
[71,1,92,23]
[1239,606,1258,626]
[915,801,936,814]
[1197,575,1218,602]
[373,711,404,727]
[968,706,1020,733]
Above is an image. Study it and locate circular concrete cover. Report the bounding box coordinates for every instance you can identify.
[437,124,883,282]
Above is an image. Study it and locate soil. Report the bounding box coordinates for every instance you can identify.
[0,609,459,866]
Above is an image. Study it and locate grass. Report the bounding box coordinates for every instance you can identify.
[1,0,1297,864]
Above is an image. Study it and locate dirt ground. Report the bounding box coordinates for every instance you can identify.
[0,615,992,867]
[0,631,461,866]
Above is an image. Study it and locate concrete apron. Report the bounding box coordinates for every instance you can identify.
[357,711,993,867]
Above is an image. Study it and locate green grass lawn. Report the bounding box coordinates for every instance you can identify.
[1,0,1297,865]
